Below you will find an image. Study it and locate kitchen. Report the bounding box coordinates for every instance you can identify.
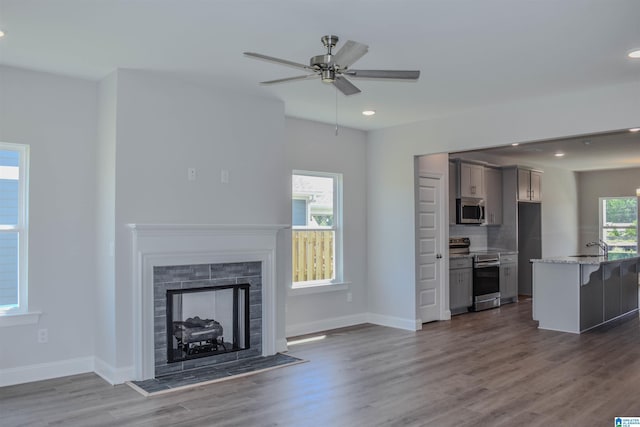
[440,128,640,329]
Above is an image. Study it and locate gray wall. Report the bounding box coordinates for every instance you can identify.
[284,117,368,336]
[577,167,640,250]
[0,66,98,373]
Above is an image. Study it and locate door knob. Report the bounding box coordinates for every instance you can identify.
[436,254,443,259]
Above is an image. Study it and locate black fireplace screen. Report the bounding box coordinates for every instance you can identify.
[166,284,250,363]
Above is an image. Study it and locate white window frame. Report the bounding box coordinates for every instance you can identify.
[598,196,638,253]
[291,170,343,290]
[0,142,31,321]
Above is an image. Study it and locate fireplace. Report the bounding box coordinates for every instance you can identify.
[153,261,262,377]
[130,224,284,381]
[166,284,250,363]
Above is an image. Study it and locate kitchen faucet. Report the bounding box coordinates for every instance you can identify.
[586,239,609,256]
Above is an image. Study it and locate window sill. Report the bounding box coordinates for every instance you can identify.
[288,281,350,296]
[0,311,41,327]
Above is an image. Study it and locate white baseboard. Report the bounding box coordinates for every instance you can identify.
[94,357,134,385]
[286,313,368,338]
[275,338,289,353]
[0,356,94,387]
[366,312,421,331]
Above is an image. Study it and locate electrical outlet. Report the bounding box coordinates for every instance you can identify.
[187,168,197,181]
[37,328,48,343]
[346,292,352,302]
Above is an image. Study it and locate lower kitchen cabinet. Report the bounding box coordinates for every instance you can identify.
[500,253,518,304]
[450,257,472,315]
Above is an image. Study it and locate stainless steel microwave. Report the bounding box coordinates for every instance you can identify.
[456,197,485,224]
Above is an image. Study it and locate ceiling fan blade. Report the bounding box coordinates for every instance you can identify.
[344,70,420,80]
[260,74,319,85]
[332,76,361,96]
[333,40,369,68]
[244,52,312,71]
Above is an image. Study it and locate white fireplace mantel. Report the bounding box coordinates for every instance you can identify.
[129,223,287,380]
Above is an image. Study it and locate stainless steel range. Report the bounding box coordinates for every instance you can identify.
[472,253,501,311]
[449,237,501,311]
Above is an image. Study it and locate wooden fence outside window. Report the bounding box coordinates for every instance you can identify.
[292,230,334,282]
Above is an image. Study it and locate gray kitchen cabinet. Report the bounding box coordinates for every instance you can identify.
[603,263,621,321]
[449,257,472,315]
[459,162,485,198]
[620,260,639,314]
[580,265,604,331]
[484,167,503,225]
[499,253,517,303]
[517,168,542,202]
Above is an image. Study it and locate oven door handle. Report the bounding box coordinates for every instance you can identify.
[474,261,500,268]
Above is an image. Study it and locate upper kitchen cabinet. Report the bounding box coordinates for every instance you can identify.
[517,168,543,202]
[458,162,485,198]
[484,167,503,225]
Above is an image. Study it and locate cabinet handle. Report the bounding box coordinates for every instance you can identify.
[531,189,535,199]
[471,185,476,194]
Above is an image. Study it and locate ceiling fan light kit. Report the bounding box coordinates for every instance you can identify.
[244,35,420,96]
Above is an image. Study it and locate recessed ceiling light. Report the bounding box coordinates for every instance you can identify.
[511,143,519,146]
[630,128,640,132]
[362,110,376,116]
[554,152,565,157]
[628,49,640,59]
[0,30,5,38]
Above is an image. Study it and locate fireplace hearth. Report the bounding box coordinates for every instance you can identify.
[166,284,250,363]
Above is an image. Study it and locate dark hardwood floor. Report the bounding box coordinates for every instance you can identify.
[3,299,640,426]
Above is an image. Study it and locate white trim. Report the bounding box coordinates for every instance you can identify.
[291,170,343,284]
[0,142,29,315]
[0,356,94,387]
[0,310,41,327]
[288,282,349,296]
[276,338,289,353]
[286,313,368,337]
[130,223,285,381]
[94,357,135,385]
[366,312,421,331]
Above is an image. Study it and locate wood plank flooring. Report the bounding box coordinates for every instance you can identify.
[3,299,640,426]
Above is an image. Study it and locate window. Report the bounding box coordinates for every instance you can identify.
[292,171,342,287]
[599,197,637,253]
[0,143,29,315]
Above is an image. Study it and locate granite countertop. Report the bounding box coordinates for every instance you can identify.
[530,253,640,265]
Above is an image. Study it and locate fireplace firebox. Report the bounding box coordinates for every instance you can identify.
[166,284,250,363]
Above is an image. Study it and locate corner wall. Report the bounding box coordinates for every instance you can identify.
[111,70,289,376]
[0,66,98,385]
[284,118,368,336]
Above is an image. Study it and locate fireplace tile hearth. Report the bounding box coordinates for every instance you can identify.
[128,353,306,396]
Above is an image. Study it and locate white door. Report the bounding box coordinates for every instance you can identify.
[416,176,443,323]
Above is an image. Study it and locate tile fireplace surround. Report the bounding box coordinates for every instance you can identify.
[129,224,286,381]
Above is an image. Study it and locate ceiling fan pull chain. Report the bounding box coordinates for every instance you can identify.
[335,86,339,136]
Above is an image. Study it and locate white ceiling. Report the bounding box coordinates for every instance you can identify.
[1,0,639,133]
[453,129,640,172]
[1,0,639,171]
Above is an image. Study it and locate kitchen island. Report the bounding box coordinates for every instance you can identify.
[531,253,639,333]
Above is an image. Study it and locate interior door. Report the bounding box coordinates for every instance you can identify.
[416,176,443,323]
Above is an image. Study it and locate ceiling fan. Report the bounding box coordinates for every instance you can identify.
[244,35,420,96]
